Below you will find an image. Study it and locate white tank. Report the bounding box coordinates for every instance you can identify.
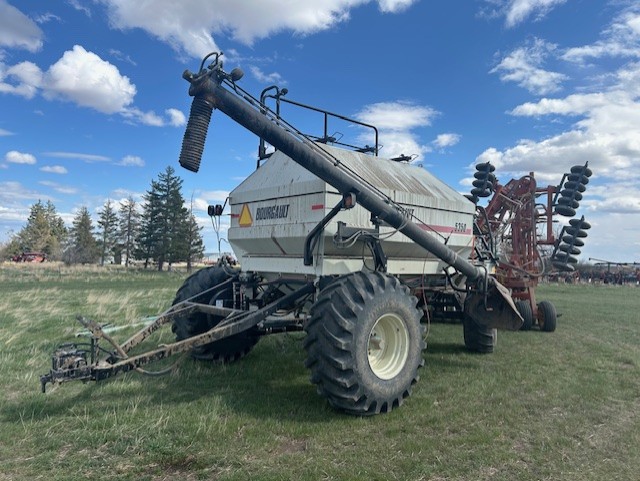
[228,145,475,276]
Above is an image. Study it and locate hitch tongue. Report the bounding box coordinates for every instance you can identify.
[464,279,523,331]
[40,343,95,393]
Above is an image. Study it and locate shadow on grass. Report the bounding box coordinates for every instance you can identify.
[2,339,340,426]
[422,341,481,374]
[425,341,469,356]
[4,338,484,426]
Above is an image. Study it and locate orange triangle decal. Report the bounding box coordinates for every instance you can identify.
[239,204,253,227]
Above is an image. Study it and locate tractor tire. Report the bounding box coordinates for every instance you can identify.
[463,315,497,353]
[171,266,259,362]
[515,300,533,331]
[303,271,425,415]
[537,300,557,332]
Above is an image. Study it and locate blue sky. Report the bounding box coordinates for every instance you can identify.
[1,0,639,263]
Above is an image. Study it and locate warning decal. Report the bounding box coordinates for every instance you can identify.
[239,204,253,227]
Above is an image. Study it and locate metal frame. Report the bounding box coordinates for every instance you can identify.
[41,282,314,391]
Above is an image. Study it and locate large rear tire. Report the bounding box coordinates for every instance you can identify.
[171,266,259,362]
[303,271,425,415]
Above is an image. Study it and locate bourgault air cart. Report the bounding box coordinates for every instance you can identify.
[42,53,533,415]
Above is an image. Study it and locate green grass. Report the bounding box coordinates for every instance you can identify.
[1,264,639,480]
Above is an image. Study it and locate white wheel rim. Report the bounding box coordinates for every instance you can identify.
[367,313,410,380]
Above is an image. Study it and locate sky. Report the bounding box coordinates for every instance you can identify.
[1,0,639,263]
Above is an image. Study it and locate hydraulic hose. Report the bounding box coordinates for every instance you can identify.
[179,97,214,173]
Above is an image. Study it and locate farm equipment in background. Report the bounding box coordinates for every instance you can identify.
[47,51,599,415]
[12,252,47,262]
[588,258,640,284]
[466,162,592,331]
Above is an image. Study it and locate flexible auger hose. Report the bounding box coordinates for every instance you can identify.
[179,97,214,173]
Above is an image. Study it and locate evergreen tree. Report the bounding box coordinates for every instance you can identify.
[181,209,205,273]
[136,186,163,269]
[64,207,98,264]
[44,200,67,256]
[96,200,118,266]
[118,196,140,267]
[136,166,206,271]
[139,166,187,271]
[0,234,21,260]
[16,200,67,260]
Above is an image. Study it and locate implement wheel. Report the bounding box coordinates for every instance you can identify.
[463,315,497,353]
[537,300,557,332]
[171,265,259,362]
[515,300,533,331]
[304,271,425,415]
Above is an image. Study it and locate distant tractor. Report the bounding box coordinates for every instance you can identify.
[42,53,589,415]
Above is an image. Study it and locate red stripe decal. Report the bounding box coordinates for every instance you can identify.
[418,224,473,235]
[311,204,324,210]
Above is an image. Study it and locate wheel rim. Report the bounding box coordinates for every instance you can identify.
[367,313,410,380]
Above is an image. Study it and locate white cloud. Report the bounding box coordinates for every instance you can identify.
[0,127,14,136]
[581,212,640,262]
[493,0,568,28]
[477,2,640,200]
[0,1,43,52]
[191,191,231,219]
[491,38,566,95]
[0,45,179,127]
[120,107,164,126]
[356,101,438,131]
[44,151,111,163]
[467,4,640,261]
[44,45,136,114]
[166,108,186,127]
[40,165,68,174]
[0,61,43,99]
[249,66,284,85]
[112,189,144,206]
[117,155,145,167]
[99,0,418,58]
[0,181,44,202]
[563,6,640,63]
[199,190,230,202]
[39,180,78,195]
[109,48,137,66]
[355,101,437,160]
[35,12,62,24]
[433,133,461,148]
[67,0,92,17]
[0,204,29,223]
[582,182,640,214]
[5,150,36,164]
[377,0,415,13]
[489,63,640,180]
[510,92,610,117]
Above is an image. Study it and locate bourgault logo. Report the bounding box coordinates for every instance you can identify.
[255,204,290,221]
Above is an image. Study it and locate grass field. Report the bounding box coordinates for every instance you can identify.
[1,263,639,481]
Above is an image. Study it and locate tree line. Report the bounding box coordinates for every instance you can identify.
[1,166,204,271]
